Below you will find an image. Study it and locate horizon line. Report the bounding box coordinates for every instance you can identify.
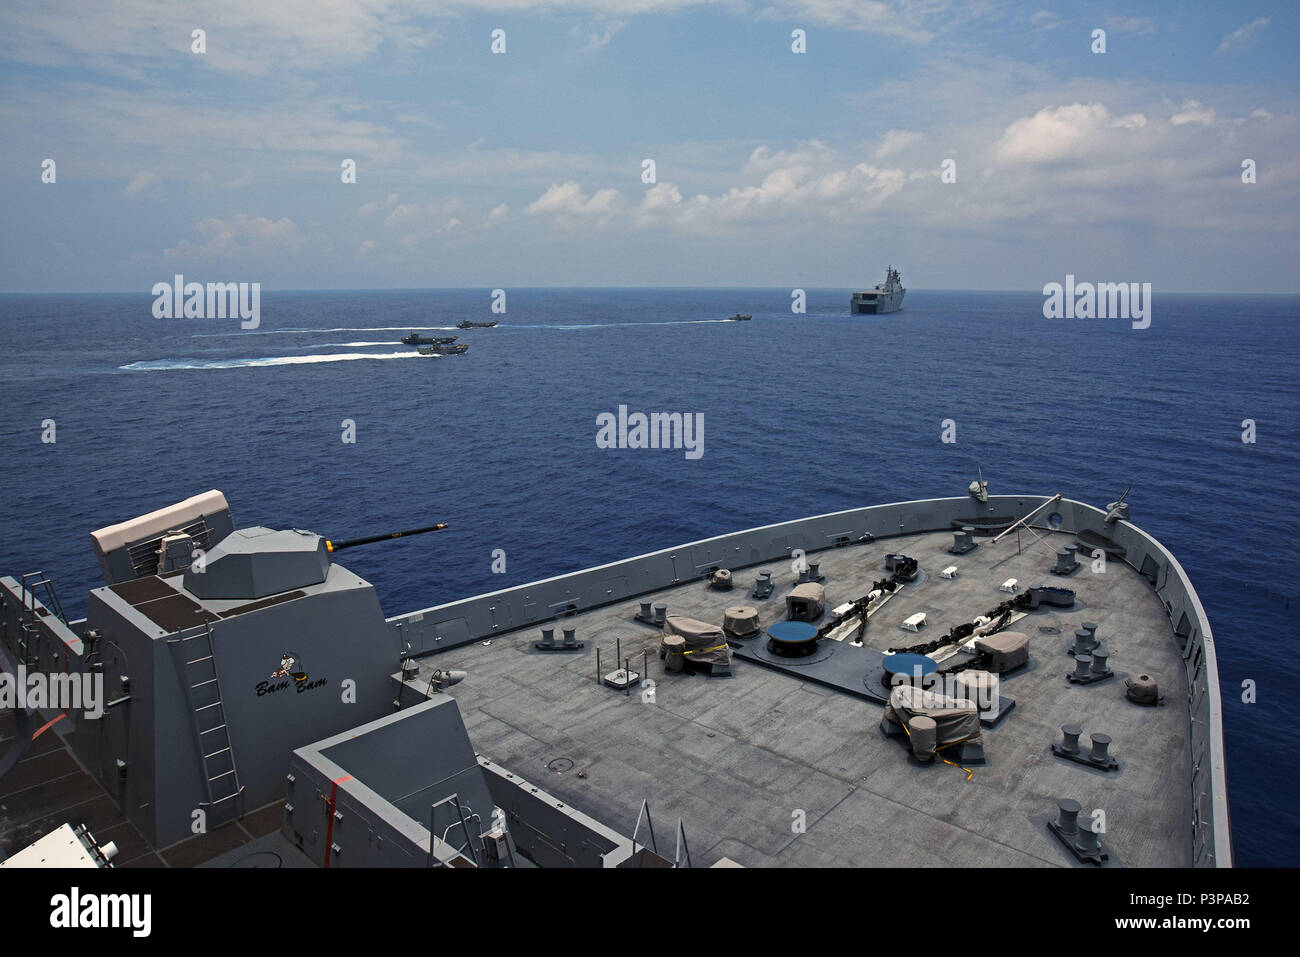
[2,286,1299,297]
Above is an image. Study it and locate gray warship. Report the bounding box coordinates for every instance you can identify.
[852,266,906,314]
[0,480,1230,868]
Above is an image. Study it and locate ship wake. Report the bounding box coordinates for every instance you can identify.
[119,351,434,371]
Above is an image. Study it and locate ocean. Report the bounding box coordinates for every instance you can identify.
[0,287,1295,866]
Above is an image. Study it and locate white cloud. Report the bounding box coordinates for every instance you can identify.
[124,170,157,196]
[525,182,627,226]
[573,20,625,52]
[1030,11,1062,31]
[0,0,971,79]
[875,129,924,159]
[1214,17,1269,56]
[359,194,400,218]
[993,103,1147,164]
[1171,100,1215,127]
[163,213,304,260]
[1107,16,1157,36]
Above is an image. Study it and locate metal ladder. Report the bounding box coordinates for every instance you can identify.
[168,623,244,823]
[14,572,67,668]
[20,571,67,625]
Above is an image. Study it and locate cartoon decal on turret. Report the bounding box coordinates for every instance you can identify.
[271,652,307,683]
[258,652,327,697]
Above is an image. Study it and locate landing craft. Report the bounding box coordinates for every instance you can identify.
[400,332,459,346]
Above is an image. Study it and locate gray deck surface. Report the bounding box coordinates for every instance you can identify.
[423,527,1192,867]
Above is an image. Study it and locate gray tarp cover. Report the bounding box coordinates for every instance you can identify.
[974,630,1029,672]
[661,615,733,667]
[884,685,981,746]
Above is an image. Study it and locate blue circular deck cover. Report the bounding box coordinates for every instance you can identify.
[768,620,819,643]
[885,652,938,677]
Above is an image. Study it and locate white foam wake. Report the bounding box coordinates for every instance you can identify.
[120,351,434,371]
[192,326,459,337]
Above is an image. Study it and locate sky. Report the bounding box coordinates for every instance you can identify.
[0,0,1296,293]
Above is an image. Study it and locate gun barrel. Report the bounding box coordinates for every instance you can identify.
[326,523,448,552]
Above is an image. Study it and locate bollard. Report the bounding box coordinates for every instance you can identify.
[1077,819,1100,853]
[1073,655,1093,679]
[1090,733,1112,764]
[1061,724,1082,754]
[1056,799,1081,835]
[1091,649,1109,674]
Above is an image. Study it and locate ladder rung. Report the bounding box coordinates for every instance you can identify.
[195,703,222,712]
[191,679,218,689]
[209,770,236,781]
[186,655,214,665]
[204,748,231,759]
[199,724,227,734]
[208,791,243,806]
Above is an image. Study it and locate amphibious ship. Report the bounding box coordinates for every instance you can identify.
[852,266,905,314]
[0,480,1230,868]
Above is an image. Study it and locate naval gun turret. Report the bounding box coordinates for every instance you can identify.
[47,494,451,848]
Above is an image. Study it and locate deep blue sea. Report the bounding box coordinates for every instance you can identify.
[0,288,1295,865]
